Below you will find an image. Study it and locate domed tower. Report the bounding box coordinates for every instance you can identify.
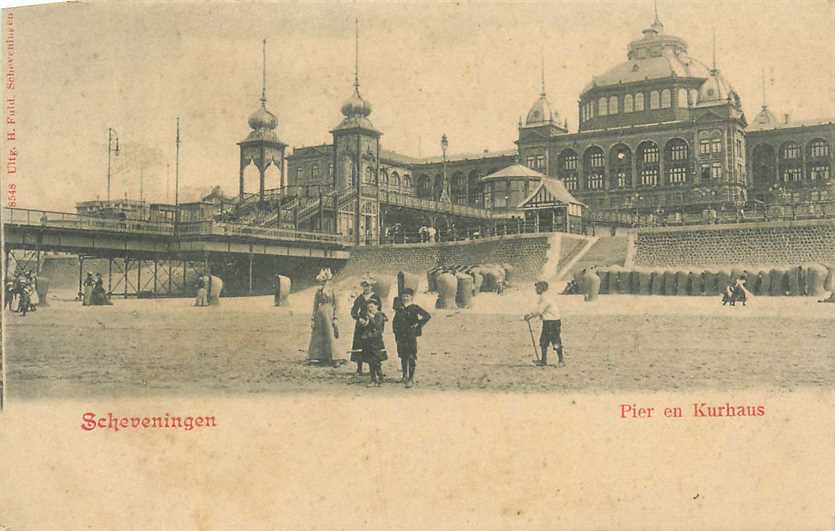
[517,56,567,176]
[330,19,382,246]
[238,39,287,201]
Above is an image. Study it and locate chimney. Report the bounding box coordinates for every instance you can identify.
[783,113,790,124]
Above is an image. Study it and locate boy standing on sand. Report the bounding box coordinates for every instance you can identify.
[392,288,431,388]
[524,280,565,367]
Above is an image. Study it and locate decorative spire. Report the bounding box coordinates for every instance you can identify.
[711,29,717,72]
[761,67,767,108]
[353,17,360,91]
[540,47,546,96]
[261,38,267,106]
[653,0,659,23]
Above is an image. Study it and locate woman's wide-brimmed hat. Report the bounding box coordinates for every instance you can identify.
[315,268,333,282]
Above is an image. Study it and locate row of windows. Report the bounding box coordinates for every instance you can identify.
[752,139,832,164]
[558,140,686,172]
[525,155,545,170]
[295,163,334,180]
[581,88,698,121]
[560,163,722,192]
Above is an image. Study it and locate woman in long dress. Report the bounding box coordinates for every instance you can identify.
[82,272,94,306]
[307,268,339,365]
[350,278,381,376]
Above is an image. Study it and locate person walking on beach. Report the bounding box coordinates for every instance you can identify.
[350,277,381,378]
[360,300,388,387]
[524,280,564,367]
[306,268,339,365]
[392,288,431,388]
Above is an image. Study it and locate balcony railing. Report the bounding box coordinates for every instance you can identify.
[3,207,344,245]
[377,190,496,219]
[177,220,343,244]
[3,208,175,235]
[590,200,835,228]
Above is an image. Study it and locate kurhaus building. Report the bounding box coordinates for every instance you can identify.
[241,14,832,239]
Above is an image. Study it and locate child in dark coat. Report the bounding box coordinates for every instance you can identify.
[360,300,388,387]
[392,288,431,388]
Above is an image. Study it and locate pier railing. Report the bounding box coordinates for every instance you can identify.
[2,208,344,244]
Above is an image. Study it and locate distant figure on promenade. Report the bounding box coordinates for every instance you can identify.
[306,268,339,365]
[350,277,381,377]
[524,280,565,367]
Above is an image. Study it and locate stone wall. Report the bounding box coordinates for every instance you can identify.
[336,234,587,282]
[633,220,835,268]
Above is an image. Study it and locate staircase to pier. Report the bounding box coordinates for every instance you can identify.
[557,235,631,279]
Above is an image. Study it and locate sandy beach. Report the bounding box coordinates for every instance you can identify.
[5,286,834,400]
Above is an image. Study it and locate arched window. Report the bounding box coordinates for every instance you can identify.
[661,89,671,108]
[650,91,660,109]
[808,139,830,159]
[624,94,634,113]
[751,144,776,188]
[391,171,400,187]
[678,88,688,108]
[403,175,412,191]
[380,169,388,186]
[807,139,831,181]
[311,164,320,179]
[296,166,303,181]
[664,139,690,186]
[635,93,645,111]
[689,89,699,107]
[779,142,803,182]
[558,149,578,192]
[637,141,660,187]
[583,147,606,191]
[609,144,632,189]
[328,163,334,178]
[782,142,801,160]
[609,96,618,114]
[598,97,608,116]
[365,166,375,183]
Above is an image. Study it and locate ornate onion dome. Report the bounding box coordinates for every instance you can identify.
[248,104,278,131]
[244,39,280,141]
[341,87,372,118]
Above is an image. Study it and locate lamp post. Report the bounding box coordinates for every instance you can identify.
[439,133,450,202]
[106,128,120,201]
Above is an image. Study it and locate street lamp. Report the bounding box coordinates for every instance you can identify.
[439,133,450,202]
[106,128,120,201]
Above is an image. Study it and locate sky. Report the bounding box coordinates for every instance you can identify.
[3,0,834,211]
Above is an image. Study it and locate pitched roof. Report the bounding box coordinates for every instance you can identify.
[518,175,585,208]
[482,163,546,181]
